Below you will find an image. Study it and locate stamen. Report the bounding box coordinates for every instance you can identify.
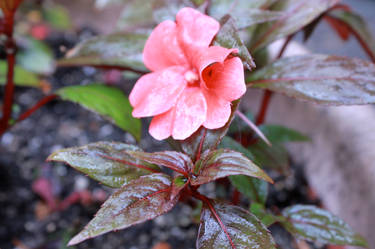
[184,70,199,85]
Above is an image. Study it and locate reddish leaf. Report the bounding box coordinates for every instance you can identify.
[68,173,179,245]
[249,0,339,52]
[47,142,160,188]
[327,9,375,62]
[128,151,193,176]
[197,200,276,249]
[324,15,351,41]
[191,149,273,186]
[249,55,375,105]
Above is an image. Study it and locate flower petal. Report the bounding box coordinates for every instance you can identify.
[176,7,220,48]
[203,91,231,129]
[143,20,188,71]
[202,57,246,101]
[193,46,237,78]
[172,87,207,140]
[149,109,175,140]
[130,66,187,117]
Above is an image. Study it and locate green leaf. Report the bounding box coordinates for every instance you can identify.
[249,54,375,105]
[68,173,179,245]
[281,205,368,247]
[47,141,159,188]
[220,136,255,160]
[127,151,193,175]
[191,149,273,186]
[197,200,276,249]
[213,15,255,70]
[328,9,375,61]
[43,4,72,30]
[56,84,141,140]
[229,175,268,205]
[58,33,148,73]
[209,1,283,30]
[171,100,240,161]
[249,0,339,52]
[0,60,41,88]
[260,125,310,143]
[250,203,279,227]
[248,139,289,173]
[220,137,268,204]
[17,37,55,75]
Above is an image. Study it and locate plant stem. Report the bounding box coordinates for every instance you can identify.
[16,94,57,122]
[0,12,16,133]
[255,34,294,126]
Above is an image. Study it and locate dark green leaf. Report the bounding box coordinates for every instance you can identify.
[221,137,268,204]
[229,175,268,205]
[172,100,239,161]
[56,84,141,140]
[248,140,289,173]
[220,136,255,160]
[281,205,368,247]
[250,202,279,227]
[249,0,339,52]
[127,151,193,175]
[43,4,72,30]
[17,37,55,75]
[328,9,375,62]
[249,54,375,105]
[191,149,272,186]
[58,33,148,73]
[260,125,310,143]
[47,141,159,188]
[0,61,41,88]
[197,200,276,249]
[68,173,178,245]
[213,15,255,70]
[152,0,195,23]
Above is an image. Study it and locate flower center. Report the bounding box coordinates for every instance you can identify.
[184,69,199,86]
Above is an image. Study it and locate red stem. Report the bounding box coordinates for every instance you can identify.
[195,128,207,163]
[16,94,57,122]
[0,12,15,133]
[255,90,273,126]
[232,189,240,205]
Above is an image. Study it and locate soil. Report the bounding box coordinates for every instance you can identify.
[0,26,325,249]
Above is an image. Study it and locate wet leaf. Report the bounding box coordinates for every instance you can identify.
[197,200,276,249]
[58,33,148,73]
[0,61,40,88]
[172,100,239,161]
[191,149,272,186]
[56,84,141,140]
[249,0,339,52]
[249,54,375,105]
[208,1,283,30]
[328,9,375,61]
[229,175,268,205]
[17,37,55,75]
[47,141,160,188]
[281,205,368,247]
[127,151,193,175]
[213,15,255,70]
[68,173,178,245]
[220,136,255,161]
[260,125,310,143]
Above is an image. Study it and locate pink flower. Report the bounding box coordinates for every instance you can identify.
[129,7,246,140]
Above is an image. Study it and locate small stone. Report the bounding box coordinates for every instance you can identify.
[46,222,56,232]
[74,175,89,191]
